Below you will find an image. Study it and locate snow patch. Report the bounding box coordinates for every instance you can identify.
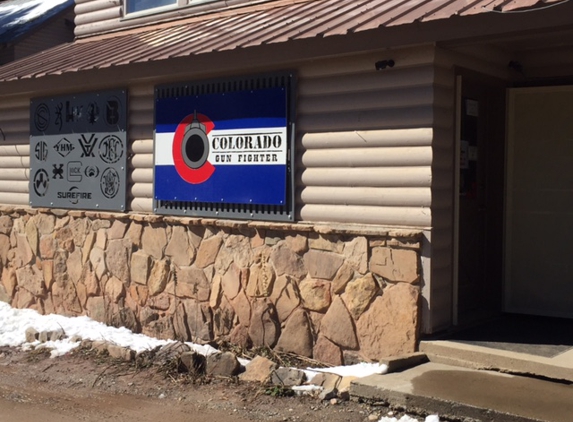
[0,0,70,27]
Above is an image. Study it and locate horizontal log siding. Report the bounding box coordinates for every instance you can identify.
[74,0,265,38]
[297,46,435,227]
[74,0,121,37]
[0,96,30,206]
[128,84,154,212]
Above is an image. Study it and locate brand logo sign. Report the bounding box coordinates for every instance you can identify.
[154,87,288,205]
[29,89,127,211]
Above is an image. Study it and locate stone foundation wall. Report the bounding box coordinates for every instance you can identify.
[0,207,423,364]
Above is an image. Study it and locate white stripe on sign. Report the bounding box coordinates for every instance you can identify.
[154,132,174,165]
[154,128,288,166]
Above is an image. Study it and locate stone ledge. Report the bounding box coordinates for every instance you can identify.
[0,206,424,239]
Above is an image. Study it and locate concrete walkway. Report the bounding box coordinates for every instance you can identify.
[420,340,573,383]
[351,361,573,422]
[351,340,573,422]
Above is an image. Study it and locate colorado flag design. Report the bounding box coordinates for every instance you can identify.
[154,87,288,205]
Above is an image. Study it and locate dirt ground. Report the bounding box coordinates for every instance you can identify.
[0,346,401,422]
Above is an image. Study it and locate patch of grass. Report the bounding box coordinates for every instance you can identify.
[264,385,295,397]
[25,347,51,362]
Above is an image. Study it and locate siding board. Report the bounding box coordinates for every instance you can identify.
[299,204,431,227]
[0,95,30,205]
[75,7,123,26]
[298,85,434,114]
[131,182,153,197]
[0,193,28,205]
[300,187,431,207]
[0,181,29,193]
[298,66,435,96]
[301,128,433,149]
[75,0,121,15]
[0,169,30,181]
[298,107,433,132]
[129,168,153,184]
[299,167,432,188]
[132,139,154,154]
[130,154,153,168]
[301,146,432,167]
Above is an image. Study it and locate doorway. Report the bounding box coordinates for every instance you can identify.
[455,70,506,325]
[505,85,573,318]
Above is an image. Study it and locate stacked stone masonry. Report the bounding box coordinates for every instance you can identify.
[0,206,422,364]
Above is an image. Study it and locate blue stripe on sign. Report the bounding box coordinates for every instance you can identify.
[155,87,287,133]
[156,117,287,134]
[154,164,287,205]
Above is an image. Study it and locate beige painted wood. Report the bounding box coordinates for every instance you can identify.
[298,107,433,132]
[436,46,511,81]
[298,86,434,114]
[0,156,30,167]
[299,167,431,187]
[506,86,573,318]
[0,97,29,109]
[298,46,435,78]
[129,111,154,126]
[300,187,430,207]
[75,7,123,25]
[130,127,154,140]
[301,146,432,167]
[75,0,121,15]
[131,140,153,154]
[74,0,278,37]
[0,181,29,193]
[301,128,432,149]
[0,120,29,134]
[299,66,435,96]
[0,145,30,156]
[130,154,153,168]
[131,182,153,197]
[129,197,153,212]
[130,168,153,183]
[0,108,29,121]
[0,168,30,181]
[0,193,28,205]
[75,19,121,37]
[0,94,31,205]
[299,204,431,227]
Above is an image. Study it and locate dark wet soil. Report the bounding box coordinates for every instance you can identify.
[0,346,394,422]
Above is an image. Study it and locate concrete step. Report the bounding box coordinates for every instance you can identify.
[420,340,573,383]
[350,362,573,422]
